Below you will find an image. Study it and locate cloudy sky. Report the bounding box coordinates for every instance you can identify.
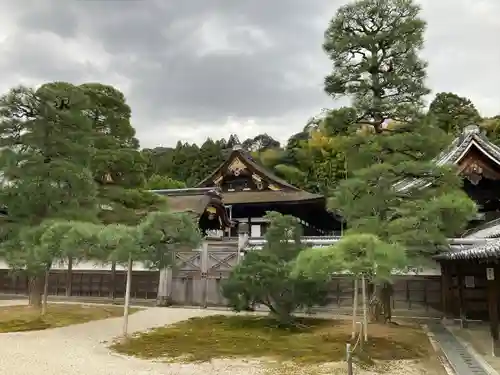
[0,0,498,148]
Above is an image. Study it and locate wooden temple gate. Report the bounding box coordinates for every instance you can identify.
[158,239,240,307]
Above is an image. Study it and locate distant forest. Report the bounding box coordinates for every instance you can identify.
[143,92,500,194]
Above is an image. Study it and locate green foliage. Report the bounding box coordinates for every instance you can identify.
[292,246,343,282]
[137,211,202,269]
[242,133,280,152]
[1,220,102,276]
[96,224,139,264]
[143,138,230,186]
[222,212,328,324]
[324,0,429,129]
[0,83,101,279]
[145,174,186,190]
[319,107,359,136]
[294,234,406,283]
[80,83,162,226]
[480,116,500,145]
[331,122,478,261]
[0,84,99,226]
[428,92,482,135]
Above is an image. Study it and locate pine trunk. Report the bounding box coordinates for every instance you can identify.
[381,282,392,323]
[28,275,44,309]
[369,282,393,323]
[41,268,50,315]
[66,257,73,297]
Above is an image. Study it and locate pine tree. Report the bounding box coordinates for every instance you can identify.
[222,212,329,325]
[0,83,99,306]
[322,0,477,322]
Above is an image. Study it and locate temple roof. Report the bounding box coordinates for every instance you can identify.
[434,239,499,261]
[394,125,500,192]
[197,146,323,204]
[150,188,234,227]
[462,218,500,239]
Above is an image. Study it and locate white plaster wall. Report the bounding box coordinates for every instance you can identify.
[0,259,152,271]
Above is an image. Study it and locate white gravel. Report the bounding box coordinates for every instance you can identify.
[0,301,441,375]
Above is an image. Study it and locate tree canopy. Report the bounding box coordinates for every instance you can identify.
[428,92,482,135]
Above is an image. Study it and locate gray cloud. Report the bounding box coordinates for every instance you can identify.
[0,0,498,148]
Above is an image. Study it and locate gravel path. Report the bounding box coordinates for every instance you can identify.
[0,301,442,375]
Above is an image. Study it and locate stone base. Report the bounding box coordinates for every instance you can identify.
[493,339,500,357]
[156,297,172,307]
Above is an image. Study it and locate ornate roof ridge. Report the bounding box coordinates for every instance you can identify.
[197,147,306,192]
[394,124,500,192]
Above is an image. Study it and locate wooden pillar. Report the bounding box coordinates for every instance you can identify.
[237,222,249,264]
[65,257,73,297]
[440,262,453,320]
[109,261,116,300]
[200,241,209,308]
[457,263,468,327]
[486,263,500,356]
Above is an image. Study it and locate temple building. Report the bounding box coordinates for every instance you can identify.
[151,187,234,236]
[195,145,342,237]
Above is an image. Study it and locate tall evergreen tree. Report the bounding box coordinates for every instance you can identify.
[80,83,165,298]
[324,0,429,131]
[80,83,163,226]
[320,0,477,322]
[0,83,99,305]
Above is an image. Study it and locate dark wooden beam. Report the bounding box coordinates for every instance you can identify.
[441,262,453,320]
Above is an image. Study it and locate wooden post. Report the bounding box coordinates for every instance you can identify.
[440,262,452,320]
[166,267,173,303]
[486,264,500,356]
[122,254,133,338]
[237,222,249,264]
[66,257,73,297]
[352,278,358,339]
[109,261,116,300]
[201,241,209,308]
[457,264,468,328]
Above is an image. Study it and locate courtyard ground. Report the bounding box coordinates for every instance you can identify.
[0,300,446,375]
[0,302,137,332]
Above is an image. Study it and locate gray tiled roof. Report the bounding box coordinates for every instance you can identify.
[463,218,500,239]
[434,239,500,260]
[394,125,500,192]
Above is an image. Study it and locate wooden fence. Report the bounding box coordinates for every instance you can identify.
[0,268,443,314]
[0,269,159,300]
[0,239,449,316]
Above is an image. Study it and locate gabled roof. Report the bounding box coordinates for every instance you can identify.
[196,145,323,204]
[197,146,298,190]
[394,125,500,192]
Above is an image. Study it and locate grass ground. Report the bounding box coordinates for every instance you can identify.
[0,303,138,332]
[111,314,444,372]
